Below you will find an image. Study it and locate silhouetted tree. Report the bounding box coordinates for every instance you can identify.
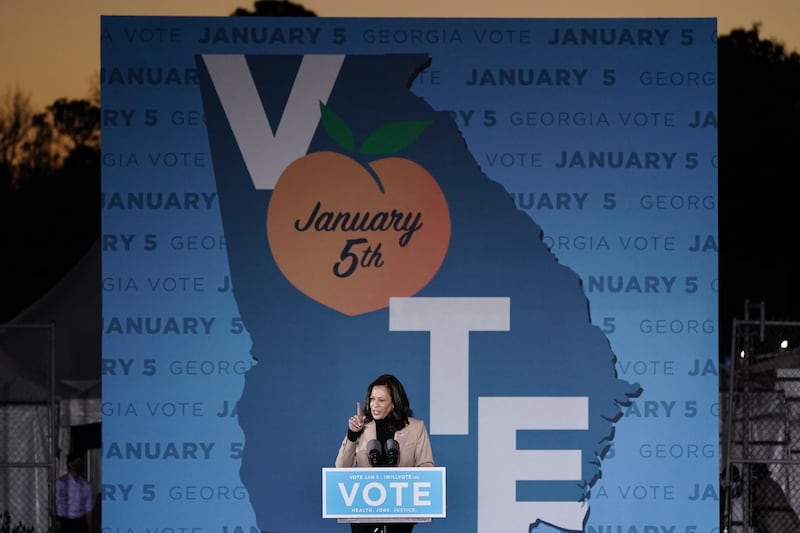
[231,0,316,17]
[718,24,800,357]
[0,87,34,186]
[48,98,101,150]
[19,112,58,178]
[0,92,100,321]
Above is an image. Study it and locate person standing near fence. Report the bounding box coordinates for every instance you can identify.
[55,451,93,533]
[751,463,800,533]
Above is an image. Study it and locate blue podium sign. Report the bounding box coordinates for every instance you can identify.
[322,467,446,520]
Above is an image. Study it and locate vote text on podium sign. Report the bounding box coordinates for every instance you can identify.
[322,467,446,520]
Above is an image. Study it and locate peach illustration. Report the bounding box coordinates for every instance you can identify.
[266,104,451,316]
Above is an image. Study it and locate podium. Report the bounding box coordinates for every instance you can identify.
[322,467,446,525]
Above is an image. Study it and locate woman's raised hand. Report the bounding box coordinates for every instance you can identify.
[348,401,365,432]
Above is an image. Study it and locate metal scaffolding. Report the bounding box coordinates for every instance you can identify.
[722,301,800,533]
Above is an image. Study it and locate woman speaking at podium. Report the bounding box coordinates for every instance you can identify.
[335,374,434,533]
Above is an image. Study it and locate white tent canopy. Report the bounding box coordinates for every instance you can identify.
[0,239,102,533]
[0,239,101,404]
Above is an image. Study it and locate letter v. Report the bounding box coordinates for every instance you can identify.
[201,54,345,190]
[338,482,360,506]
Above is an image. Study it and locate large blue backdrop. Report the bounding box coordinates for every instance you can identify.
[101,17,718,533]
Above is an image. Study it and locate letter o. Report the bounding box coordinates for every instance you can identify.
[362,482,387,506]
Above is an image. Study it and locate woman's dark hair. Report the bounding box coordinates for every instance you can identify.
[363,374,413,429]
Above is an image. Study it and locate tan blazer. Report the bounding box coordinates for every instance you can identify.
[335,417,434,468]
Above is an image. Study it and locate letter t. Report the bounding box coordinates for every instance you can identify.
[389,297,510,435]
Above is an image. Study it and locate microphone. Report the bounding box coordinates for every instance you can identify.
[384,439,399,466]
[367,440,382,466]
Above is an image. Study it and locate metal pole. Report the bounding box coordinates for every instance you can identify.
[722,317,739,533]
[49,321,57,533]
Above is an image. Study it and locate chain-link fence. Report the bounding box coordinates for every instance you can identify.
[722,303,800,533]
[0,324,55,533]
[724,460,800,533]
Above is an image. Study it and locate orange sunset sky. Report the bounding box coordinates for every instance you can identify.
[0,0,798,110]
